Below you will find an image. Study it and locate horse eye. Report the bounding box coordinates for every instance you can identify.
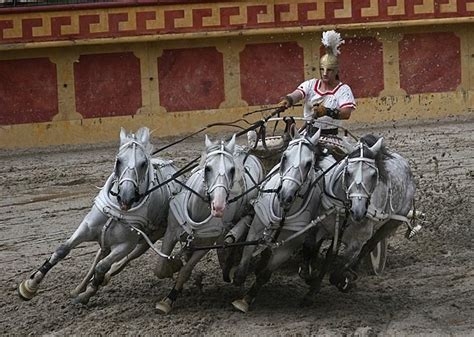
[229,167,235,177]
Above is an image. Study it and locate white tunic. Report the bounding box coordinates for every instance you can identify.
[296,78,356,130]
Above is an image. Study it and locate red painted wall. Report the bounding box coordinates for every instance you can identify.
[240,42,304,106]
[339,37,384,98]
[0,57,58,125]
[158,47,225,112]
[399,32,461,94]
[74,52,142,118]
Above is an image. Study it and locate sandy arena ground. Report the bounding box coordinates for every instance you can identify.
[1,114,473,336]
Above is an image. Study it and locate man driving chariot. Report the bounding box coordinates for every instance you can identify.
[277,30,356,160]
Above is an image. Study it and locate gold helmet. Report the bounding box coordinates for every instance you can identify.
[320,30,344,71]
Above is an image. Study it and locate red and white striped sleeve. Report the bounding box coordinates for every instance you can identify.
[337,84,356,110]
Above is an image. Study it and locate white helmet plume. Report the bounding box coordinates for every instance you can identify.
[321,30,344,56]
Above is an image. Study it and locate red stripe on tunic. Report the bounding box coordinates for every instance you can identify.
[314,79,344,96]
[296,88,305,98]
[339,102,356,109]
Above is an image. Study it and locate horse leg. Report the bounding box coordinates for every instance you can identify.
[225,214,252,243]
[298,227,323,283]
[153,222,182,279]
[301,238,334,306]
[232,217,265,286]
[218,215,252,282]
[70,249,104,297]
[156,237,216,314]
[105,227,166,284]
[74,241,135,305]
[233,235,301,313]
[18,212,101,300]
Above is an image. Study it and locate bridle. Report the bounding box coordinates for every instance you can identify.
[203,141,235,201]
[279,137,317,191]
[342,144,379,201]
[111,139,151,204]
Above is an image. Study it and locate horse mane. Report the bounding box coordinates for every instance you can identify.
[358,134,394,183]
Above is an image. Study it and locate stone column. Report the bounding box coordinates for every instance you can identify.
[133,43,167,115]
[455,26,474,111]
[216,40,247,108]
[297,32,319,80]
[49,49,82,121]
[377,31,407,97]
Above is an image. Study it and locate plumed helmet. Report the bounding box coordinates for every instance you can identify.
[320,30,345,70]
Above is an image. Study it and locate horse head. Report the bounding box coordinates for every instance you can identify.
[278,128,321,211]
[113,127,153,211]
[203,134,237,218]
[343,137,383,222]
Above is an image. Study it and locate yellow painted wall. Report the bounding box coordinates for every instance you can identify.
[0,2,472,148]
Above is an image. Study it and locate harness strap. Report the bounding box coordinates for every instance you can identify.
[128,224,174,259]
[174,178,208,203]
[273,208,336,247]
[100,217,114,249]
[228,165,278,203]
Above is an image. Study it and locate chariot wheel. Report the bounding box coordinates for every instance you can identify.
[364,237,388,276]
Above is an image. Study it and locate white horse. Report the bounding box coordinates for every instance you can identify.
[153,134,265,314]
[18,127,181,304]
[231,129,323,313]
[303,134,416,300]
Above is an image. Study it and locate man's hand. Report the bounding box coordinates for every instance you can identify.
[278,96,293,108]
[312,105,327,118]
[312,106,340,119]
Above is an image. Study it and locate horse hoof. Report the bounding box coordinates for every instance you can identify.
[73,293,91,305]
[102,273,112,286]
[155,298,172,315]
[70,286,87,298]
[232,299,249,313]
[298,266,315,285]
[18,280,37,301]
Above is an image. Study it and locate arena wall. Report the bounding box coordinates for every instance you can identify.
[0,0,473,148]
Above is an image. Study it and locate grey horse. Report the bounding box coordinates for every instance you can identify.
[18,127,181,304]
[153,134,265,314]
[302,134,416,301]
[231,129,323,313]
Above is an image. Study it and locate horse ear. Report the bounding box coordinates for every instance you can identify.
[292,127,301,140]
[205,134,213,148]
[226,134,236,153]
[120,127,127,144]
[342,136,356,153]
[369,137,384,155]
[309,128,321,145]
[136,127,150,144]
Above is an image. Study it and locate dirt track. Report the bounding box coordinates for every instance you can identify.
[1,115,473,336]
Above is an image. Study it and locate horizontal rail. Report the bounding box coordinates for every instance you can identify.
[1,16,472,51]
